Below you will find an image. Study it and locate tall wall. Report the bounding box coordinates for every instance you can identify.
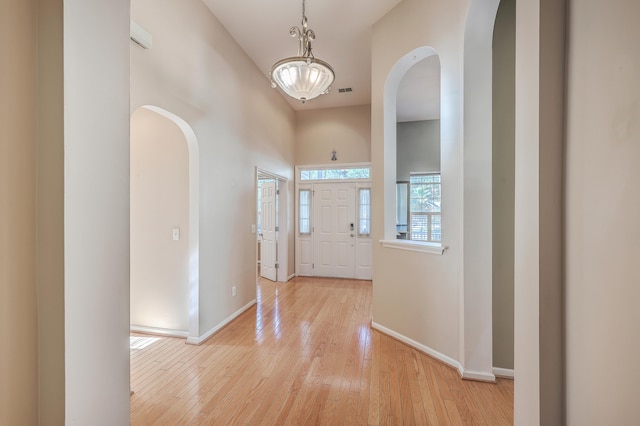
[492,0,515,371]
[131,107,190,332]
[0,1,39,424]
[131,0,296,338]
[63,0,131,423]
[396,120,441,181]
[371,0,465,364]
[564,0,640,423]
[295,105,371,165]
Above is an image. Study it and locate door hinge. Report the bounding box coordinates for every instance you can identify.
[275,226,279,232]
[276,189,280,195]
[312,263,314,269]
[275,263,280,269]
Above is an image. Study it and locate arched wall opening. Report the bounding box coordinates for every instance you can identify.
[382,46,440,241]
[130,105,200,340]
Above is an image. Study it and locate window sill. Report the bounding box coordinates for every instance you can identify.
[379,239,448,255]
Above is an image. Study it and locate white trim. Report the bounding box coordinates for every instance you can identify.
[371,322,464,376]
[462,369,496,383]
[130,325,188,338]
[372,322,496,383]
[186,300,256,345]
[288,273,296,281]
[379,239,448,255]
[493,367,515,379]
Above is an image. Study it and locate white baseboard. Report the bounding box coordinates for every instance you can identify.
[287,273,295,281]
[130,325,188,338]
[371,321,496,383]
[462,369,496,382]
[371,322,465,376]
[186,299,256,345]
[493,367,515,379]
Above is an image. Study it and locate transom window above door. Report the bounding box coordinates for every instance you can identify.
[299,165,370,181]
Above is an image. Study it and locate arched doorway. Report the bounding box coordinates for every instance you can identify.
[130,105,200,341]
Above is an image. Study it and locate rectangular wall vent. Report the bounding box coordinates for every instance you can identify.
[338,88,353,93]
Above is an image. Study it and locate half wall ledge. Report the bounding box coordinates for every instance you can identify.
[379,240,448,255]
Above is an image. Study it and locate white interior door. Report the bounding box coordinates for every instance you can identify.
[313,183,356,278]
[260,181,277,281]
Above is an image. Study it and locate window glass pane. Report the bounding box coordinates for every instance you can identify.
[409,173,442,242]
[396,183,408,236]
[299,167,370,181]
[299,190,311,234]
[431,214,442,242]
[358,188,371,236]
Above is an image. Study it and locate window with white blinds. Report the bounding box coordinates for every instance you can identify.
[409,174,441,242]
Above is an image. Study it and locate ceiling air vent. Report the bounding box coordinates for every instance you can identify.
[338,88,353,93]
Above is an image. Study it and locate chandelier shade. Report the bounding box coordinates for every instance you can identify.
[270,0,335,103]
[271,57,335,103]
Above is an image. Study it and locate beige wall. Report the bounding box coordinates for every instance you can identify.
[63,0,131,423]
[295,105,371,165]
[131,107,190,332]
[396,120,441,181]
[372,0,465,365]
[0,1,39,424]
[492,0,515,371]
[131,0,296,338]
[564,0,640,423]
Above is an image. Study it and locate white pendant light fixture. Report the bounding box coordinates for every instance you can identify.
[270,0,335,104]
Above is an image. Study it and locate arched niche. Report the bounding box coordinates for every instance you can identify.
[396,54,441,242]
[130,105,200,341]
[382,46,440,241]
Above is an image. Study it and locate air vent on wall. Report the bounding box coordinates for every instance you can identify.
[338,88,353,93]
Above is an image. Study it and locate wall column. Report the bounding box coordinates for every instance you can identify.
[514,0,566,423]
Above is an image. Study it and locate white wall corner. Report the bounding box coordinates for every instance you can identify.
[186,300,256,346]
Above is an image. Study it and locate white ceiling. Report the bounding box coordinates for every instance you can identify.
[202,0,439,121]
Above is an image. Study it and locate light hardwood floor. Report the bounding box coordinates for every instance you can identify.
[130,277,513,425]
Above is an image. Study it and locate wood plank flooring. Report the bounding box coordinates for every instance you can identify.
[130,277,513,425]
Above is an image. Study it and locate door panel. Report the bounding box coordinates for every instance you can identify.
[313,183,356,278]
[260,181,277,281]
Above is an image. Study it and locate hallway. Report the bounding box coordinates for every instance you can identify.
[130,277,513,424]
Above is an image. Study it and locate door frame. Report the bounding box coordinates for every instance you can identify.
[294,163,372,279]
[256,167,289,283]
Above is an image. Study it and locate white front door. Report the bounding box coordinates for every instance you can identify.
[313,183,356,278]
[260,181,277,281]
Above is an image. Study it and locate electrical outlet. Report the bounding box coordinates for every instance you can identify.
[232,286,237,297]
